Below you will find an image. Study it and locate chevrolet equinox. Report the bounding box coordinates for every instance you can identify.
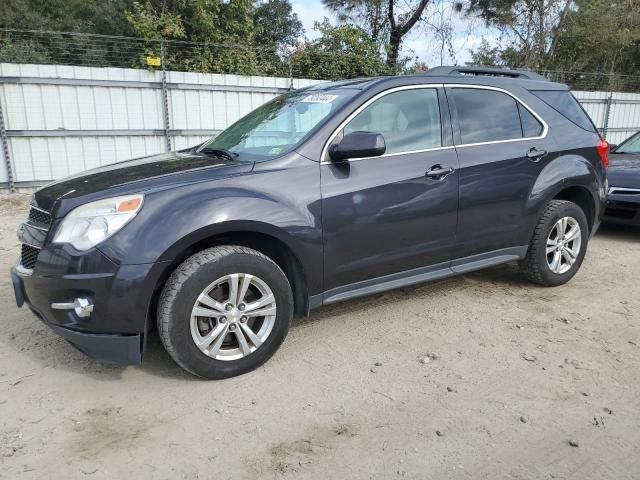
[11,66,609,379]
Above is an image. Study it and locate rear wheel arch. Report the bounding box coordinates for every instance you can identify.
[552,185,596,233]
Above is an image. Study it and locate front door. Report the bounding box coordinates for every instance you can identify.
[321,86,459,296]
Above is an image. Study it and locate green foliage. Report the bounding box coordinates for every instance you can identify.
[464,0,640,81]
[125,1,186,39]
[321,0,431,70]
[0,36,51,64]
[291,20,391,80]
[1,0,135,35]
[252,0,304,76]
[253,0,303,50]
[549,0,639,77]
[125,0,264,74]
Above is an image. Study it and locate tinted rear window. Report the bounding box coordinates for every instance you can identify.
[518,103,543,137]
[451,88,523,144]
[530,90,595,132]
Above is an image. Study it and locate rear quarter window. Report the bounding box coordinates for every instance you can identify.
[530,90,596,132]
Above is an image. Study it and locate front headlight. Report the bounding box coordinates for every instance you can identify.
[52,194,144,251]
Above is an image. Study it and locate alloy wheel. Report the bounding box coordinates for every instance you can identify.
[546,216,582,275]
[190,273,277,361]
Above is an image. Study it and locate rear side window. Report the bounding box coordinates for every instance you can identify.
[518,103,544,137]
[530,90,595,132]
[451,88,524,144]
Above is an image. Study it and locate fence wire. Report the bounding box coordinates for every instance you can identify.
[2,29,640,92]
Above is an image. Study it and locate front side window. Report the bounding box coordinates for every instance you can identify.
[199,88,358,160]
[343,88,442,155]
[451,88,524,144]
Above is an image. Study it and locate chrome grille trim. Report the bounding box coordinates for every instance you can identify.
[609,187,640,195]
[20,204,52,270]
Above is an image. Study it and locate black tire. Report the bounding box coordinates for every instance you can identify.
[158,246,293,379]
[521,200,589,286]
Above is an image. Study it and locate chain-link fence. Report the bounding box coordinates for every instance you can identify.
[2,29,640,91]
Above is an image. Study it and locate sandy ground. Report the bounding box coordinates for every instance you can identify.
[0,194,639,480]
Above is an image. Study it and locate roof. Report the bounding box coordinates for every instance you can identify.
[307,66,568,93]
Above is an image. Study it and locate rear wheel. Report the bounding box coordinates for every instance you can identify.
[521,200,589,286]
[158,246,293,379]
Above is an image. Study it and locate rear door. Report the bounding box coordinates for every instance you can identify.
[447,85,552,258]
[321,86,460,296]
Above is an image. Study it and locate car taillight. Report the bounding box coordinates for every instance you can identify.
[596,139,610,168]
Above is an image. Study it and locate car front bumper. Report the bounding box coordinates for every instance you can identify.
[604,187,640,226]
[11,246,169,365]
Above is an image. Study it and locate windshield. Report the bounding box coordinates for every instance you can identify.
[616,132,640,154]
[198,88,358,160]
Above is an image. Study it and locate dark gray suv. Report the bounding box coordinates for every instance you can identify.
[12,66,609,379]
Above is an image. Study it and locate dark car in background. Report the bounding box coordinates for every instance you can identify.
[604,131,640,226]
[11,66,608,379]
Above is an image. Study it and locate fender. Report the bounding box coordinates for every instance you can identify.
[97,157,323,294]
[523,151,605,244]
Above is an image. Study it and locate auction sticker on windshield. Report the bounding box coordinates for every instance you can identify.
[300,94,338,103]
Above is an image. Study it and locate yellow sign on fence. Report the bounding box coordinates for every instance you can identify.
[146,56,161,67]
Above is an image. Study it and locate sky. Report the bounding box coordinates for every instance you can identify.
[289,0,497,66]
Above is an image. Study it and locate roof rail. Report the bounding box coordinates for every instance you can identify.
[423,66,549,82]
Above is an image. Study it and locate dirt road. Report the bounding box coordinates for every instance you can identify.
[1,195,639,479]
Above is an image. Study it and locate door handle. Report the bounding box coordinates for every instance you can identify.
[527,147,547,161]
[426,165,455,179]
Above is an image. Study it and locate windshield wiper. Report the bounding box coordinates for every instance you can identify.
[198,147,239,161]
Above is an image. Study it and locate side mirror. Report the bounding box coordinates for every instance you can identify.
[609,143,618,152]
[329,131,386,161]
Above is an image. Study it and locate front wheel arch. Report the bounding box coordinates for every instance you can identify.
[146,229,310,341]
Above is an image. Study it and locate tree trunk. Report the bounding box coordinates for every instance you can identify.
[538,0,545,68]
[386,29,401,69]
[385,0,430,70]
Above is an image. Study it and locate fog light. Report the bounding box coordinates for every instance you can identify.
[51,297,94,318]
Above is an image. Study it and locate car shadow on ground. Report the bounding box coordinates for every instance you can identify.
[4,261,541,382]
[595,223,640,241]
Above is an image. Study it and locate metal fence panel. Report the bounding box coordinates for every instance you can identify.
[1,62,639,190]
[574,90,640,145]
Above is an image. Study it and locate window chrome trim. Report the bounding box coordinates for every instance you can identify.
[320,83,549,164]
[320,84,445,164]
[446,84,549,148]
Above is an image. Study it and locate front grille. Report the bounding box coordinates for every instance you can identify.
[28,207,51,227]
[20,204,51,270]
[21,244,40,269]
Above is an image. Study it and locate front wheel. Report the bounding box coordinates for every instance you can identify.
[157,246,293,379]
[521,200,589,286]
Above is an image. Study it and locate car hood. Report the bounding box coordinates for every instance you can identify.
[33,151,254,213]
[608,153,640,189]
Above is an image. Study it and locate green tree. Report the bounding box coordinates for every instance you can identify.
[322,0,432,70]
[291,19,390,80]
[253,0,304,52]
[252,0,304,75]
[462,0,640,90]
[125,0,260,74]
[549,0,639,77]
[0,0,134,35]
